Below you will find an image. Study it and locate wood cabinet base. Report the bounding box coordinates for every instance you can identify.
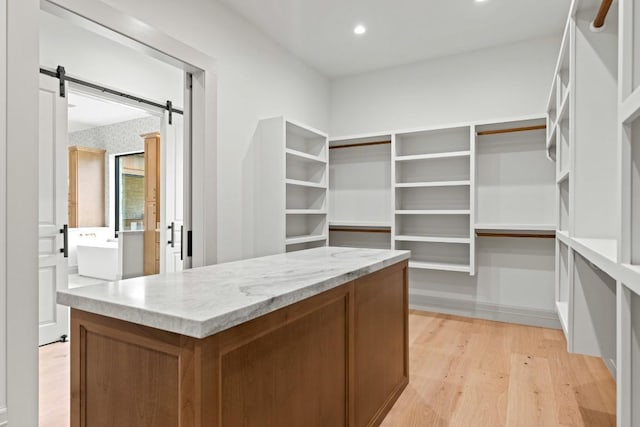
[70,261,408,427]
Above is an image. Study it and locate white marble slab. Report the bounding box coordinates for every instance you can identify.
[57,247,410,338]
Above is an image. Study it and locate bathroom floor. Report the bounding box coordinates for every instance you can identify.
[67,274,105,289]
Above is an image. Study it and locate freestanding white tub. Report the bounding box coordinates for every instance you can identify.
[77,240,119,281]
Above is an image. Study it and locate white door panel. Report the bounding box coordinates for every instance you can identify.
[161,112,184,273]
[38,75,69,346]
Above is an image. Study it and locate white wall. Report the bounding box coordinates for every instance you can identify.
[99,0,331,263]
[40,11,184,108]
[329,36,561,136]
[0,0,6,422]
[6,0,40,424]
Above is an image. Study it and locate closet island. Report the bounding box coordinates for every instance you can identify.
[57,246,410,427]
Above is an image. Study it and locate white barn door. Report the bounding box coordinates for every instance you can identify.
[38,75,69,346]
[161,111,184,273]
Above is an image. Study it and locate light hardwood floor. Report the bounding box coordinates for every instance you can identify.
[39,310,616,427]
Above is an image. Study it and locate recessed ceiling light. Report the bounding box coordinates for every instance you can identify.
[354,24,366,35]
[475,0,488,2]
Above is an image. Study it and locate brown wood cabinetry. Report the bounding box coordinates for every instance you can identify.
[142,132,160,275]
[68,146,106,228]
[70,261,409,427]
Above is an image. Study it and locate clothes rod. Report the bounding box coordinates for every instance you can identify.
[329,140,391,150]
[593,0,613,29]
[329,227,391,233]
[476,232,555,239]
[39,66,184,118]
[476,125,546,136]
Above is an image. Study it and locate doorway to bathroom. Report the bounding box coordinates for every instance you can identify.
[37,5,190,353]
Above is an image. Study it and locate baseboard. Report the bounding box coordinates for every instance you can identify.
[409,289,561,329]
[68,265,78,275]
[0,407,7,426]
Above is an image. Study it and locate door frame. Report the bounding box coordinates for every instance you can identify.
[5,0,218,423]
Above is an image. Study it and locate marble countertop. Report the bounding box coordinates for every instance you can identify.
[57,247,410,338]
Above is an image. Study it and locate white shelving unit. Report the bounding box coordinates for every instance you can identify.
[255,117,329,256]
[619,0,640,423]
[545,2,640,422]
[393,126,475,274]
[328,134,392,250]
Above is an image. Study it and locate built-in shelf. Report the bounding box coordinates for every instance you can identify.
[556,230,571,245]
[556,301,569,337]
[285,148,326,164]
[395,235,470,244]
[619,264,640,296]
[557,169,570,184]
[556,90,571,125]
[285,178,326,189]
[395,180,471,188]
[286,209,327,215]
[285,235,327,246]
[409,260,471,273]
[571,237,618,276]
[395,210,470,215]
[475,224,556,234]
[328,220,392,228]
[395,151,471,162]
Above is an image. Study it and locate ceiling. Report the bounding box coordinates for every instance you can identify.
[68,92,151,133]
[219,0,571,77]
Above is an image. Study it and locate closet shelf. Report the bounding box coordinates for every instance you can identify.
[285,148,326,164]
[328,220,392,228]
[620,86,640,123]
[408,261,470,273]
[619,264,640,296]
[395,235,470,244]
[571,237,618,276]
[475,223,556,233]
[395,210,470,215]
[285,235,327,246]
[556,230,571,245]
[556,301,569,337]
[395,180,471,188]
[285,178,326,189]
[285,209,327,215]
[395,151,471,162]
[556,90,571,125]
[557,169,570,184]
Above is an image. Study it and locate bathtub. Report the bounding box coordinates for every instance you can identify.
[77,240,119,281]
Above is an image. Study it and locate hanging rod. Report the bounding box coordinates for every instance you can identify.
[329,140,391,150]
[476,125,546,136]
[476,232,555,239]
[39,65,184,122]
[593,0,613,29]
[329,227,391,233]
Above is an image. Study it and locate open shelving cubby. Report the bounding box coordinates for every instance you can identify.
[285,121,329,252]
[475,117,555,232]
[254,117,328,256]
[393,126,474,274]
[328,134,392,249]
[571,252,616,375]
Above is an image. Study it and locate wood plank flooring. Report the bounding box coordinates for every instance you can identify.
[39,310,616,426]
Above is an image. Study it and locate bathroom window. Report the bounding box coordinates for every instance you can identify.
[115,152,145,234]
